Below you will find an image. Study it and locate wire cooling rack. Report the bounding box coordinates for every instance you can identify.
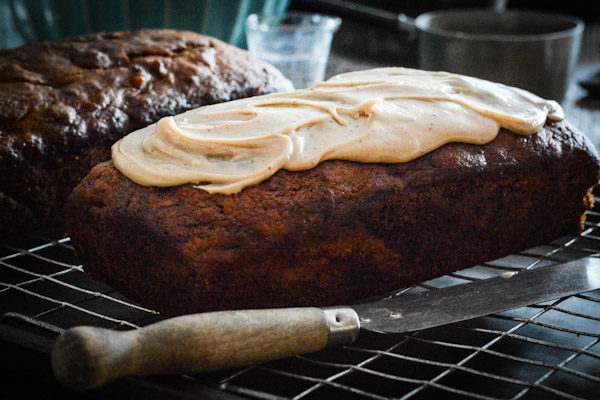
[2,199,600,399]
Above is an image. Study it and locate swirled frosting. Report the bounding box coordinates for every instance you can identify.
[112,67,563,194]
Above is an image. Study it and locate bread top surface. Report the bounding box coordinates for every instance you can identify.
[0,29,293,170]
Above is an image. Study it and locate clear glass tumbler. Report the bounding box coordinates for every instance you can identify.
[246,12,341,89]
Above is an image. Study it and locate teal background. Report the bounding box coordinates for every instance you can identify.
[0,0,290,49]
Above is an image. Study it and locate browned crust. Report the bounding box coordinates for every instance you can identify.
[0,29,293,236]
[66,120,600,315]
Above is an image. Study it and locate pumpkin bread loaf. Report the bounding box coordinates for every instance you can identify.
[0,29,293,236]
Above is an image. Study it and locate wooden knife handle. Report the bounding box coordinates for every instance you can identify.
[51,307,359,390]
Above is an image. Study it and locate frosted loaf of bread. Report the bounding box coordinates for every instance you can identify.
[67,68,600,315]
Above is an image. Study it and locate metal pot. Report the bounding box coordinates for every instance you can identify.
[412,9,584,101]
[305,1,584,101]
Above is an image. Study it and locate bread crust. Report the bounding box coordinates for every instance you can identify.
[0,30,293,236]
[66,120,600,315]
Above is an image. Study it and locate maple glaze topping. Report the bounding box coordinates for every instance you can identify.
[112,67,563,194]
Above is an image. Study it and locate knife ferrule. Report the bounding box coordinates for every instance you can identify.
[322,306,361,347]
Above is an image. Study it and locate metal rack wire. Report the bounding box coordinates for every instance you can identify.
[2,199,600,399]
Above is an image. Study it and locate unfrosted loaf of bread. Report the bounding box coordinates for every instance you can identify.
[66,120,599,315]
[0,29,292,237]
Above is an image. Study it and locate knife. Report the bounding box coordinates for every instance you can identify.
[51,256,600,390]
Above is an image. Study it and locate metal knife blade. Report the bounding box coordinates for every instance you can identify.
[352,256,600,333]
